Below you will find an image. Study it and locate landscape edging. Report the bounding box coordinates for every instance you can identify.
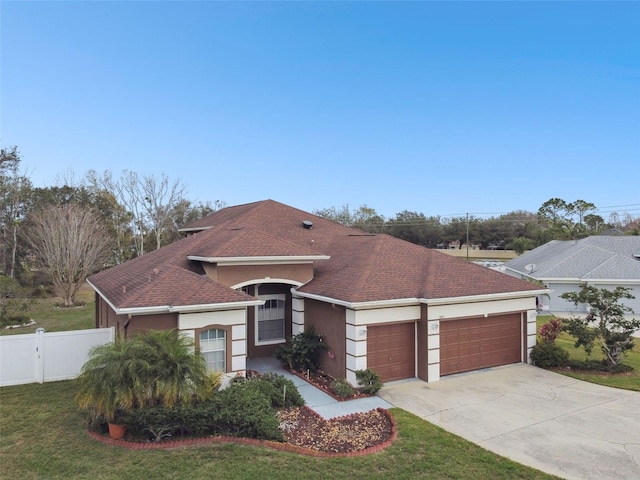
[86,407,397,458]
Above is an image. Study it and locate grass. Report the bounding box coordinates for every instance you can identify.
[0,381,559,480]
[1,285,95,336]
[536,315,640,391]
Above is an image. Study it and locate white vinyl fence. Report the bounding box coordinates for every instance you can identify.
[0,327,115,387]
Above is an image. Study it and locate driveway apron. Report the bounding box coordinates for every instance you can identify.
[378,364,640,480]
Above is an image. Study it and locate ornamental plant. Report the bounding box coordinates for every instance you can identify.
[274,326,328,373]
[355,368,384,395]
[75,329,209,422]
[539,318,563,343]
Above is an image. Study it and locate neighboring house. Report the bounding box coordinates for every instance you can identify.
[88,200,544,385]
[504,236,640,317]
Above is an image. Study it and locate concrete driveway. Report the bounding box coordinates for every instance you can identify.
[378,364,640,480]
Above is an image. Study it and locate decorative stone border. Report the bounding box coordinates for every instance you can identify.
[87,407,397,458]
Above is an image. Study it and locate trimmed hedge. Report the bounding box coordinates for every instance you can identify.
[530,341,569,368]
[122,374,304,442]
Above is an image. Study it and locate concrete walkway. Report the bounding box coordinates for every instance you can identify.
[247,357,392,419]
[378,363,640,480]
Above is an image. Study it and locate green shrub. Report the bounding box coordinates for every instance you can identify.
[274,326,328,373]
[212,382,284,441]
[530,341,570,368]
[125,380,287,442]
[256,372,305,408]
[331,378,355,398]
[355,369,383,395]
[1,314,31,328]
[567,359,633,373]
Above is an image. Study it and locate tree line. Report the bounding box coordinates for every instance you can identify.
[1,145,638,312]
[313,199,639,252]
[1,146,224,309]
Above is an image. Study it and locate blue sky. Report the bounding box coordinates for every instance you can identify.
[2,1,639,221]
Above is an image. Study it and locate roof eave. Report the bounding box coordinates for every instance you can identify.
[291,289,422,310]
[425,289,549,306]
[188,255,330,266]
[292,288,546,310]
[87,279,263,316]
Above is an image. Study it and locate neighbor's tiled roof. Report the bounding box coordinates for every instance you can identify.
[90,199,541,310]
[505,236,640,281]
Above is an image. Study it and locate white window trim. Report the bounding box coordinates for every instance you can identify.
[255,293,286,346]
[200,328,226,372]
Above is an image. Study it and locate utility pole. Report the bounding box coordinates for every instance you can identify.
[466,213,469,260]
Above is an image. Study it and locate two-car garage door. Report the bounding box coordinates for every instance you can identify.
[440,313,523,376]
[367,313,523,382]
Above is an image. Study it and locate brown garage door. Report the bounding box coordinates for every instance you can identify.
[367,323,415,382]
[440,313,522,376]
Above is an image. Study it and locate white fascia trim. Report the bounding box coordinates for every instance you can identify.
[425,289,549,306]
[536,277,583,282]
[86,280,262,316]
[87,280,121,315]
[292,290,422,310]
[119,300,263,316]
[527,277,640,285]
[293,288,548,309]
[178,226,213,233]
[187,255,330,266]
[232,278,304,289]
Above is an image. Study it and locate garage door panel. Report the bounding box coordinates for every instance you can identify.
[440,314,522,376]
[367,323,415,382]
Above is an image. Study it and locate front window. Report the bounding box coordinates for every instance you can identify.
[200,328,226,371]
[256,295,285,345]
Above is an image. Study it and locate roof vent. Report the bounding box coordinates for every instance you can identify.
[302,220,313,229]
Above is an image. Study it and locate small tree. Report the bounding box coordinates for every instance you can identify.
[24,204,111,306]
[561,286,640,367]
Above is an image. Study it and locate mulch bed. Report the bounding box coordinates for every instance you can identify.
[283,368,370,401]
[88,407,396,456]
[277,406,394,453]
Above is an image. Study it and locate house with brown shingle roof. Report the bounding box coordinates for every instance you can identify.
[88,200,545,384]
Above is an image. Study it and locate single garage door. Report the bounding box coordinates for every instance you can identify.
[440,313,522,376]
[367,322,415,382]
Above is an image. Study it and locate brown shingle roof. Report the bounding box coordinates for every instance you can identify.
[89,199,540,310]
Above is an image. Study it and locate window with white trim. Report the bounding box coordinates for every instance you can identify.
[199,328,226,372]
[256,294,285,345]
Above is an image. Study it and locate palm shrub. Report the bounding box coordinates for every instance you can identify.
[75,329,209,422]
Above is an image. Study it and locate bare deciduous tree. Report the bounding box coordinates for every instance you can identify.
[140,173,185,250]
[25,204,111,306]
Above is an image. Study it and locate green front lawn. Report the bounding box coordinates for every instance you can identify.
[1,286,95,336]
[0,381,558,480]
[536,315,640,391]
